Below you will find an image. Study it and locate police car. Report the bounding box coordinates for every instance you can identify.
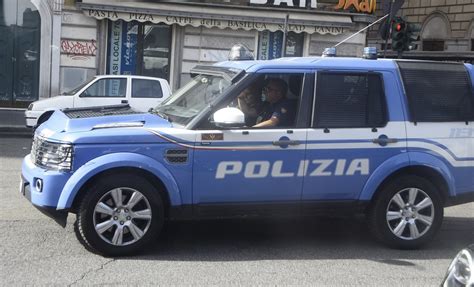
[20,53,474,256]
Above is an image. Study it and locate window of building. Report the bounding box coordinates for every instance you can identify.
[107,20,171,81]
[257,31,304,60]
[313,72,387,128]
[132,79,163,98]
[422,40,445,51]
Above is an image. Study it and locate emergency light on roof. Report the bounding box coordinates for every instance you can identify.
[363,47,378,60]
[322,47,336,57]
[228,44,254,61]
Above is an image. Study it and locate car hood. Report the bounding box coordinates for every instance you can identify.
[35,105,173,144]
[31,95,74,110]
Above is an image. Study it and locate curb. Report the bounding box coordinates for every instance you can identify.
[0,127,33,137]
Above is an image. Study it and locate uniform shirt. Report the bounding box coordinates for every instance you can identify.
[256,99,296,127]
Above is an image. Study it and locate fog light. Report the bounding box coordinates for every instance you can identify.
[35,178,43,193]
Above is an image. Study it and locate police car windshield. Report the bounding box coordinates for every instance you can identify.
[154,74,233,126]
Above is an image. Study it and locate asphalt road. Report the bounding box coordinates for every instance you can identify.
[1,136,473,286]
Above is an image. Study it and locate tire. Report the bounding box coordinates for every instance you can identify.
[368,175,444,249]
[76,173,164,256]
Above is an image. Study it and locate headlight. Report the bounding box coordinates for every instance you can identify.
[31,136,73,171]
[443,246,473,287]
[28,103,34,110]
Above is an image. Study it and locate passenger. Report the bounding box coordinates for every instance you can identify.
[253,78,295,128]
[237,81,264,126]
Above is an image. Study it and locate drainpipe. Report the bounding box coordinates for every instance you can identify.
[50,0,63,96]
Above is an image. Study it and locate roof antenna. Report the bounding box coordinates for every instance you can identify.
[332,14,389,49]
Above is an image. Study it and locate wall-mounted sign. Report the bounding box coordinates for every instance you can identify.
[107,20,138,75]
[335,0,376,14]
[86,9,346,35]
[250,0,317,8]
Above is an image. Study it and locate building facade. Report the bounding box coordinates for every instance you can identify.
[367,0,474,61]
[1,0,377,108]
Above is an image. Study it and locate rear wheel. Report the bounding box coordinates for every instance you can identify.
[368,175,444,249]
[76,173,164,256]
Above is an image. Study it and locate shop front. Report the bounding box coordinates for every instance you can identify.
[78,0,375,90]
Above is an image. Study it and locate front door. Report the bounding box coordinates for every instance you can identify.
[192,72,309,210]
[74,77,128,108]
[0,0,40,108]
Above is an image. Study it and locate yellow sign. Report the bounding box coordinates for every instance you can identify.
[335,0,376,14]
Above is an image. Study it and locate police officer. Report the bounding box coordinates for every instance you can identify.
[253,78,295,128]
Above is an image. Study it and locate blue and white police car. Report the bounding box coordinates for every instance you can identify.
[21,55,474,256]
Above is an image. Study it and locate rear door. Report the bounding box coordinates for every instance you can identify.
[73,77,128,108]
[129,78,167,112]
[302,70,407,201]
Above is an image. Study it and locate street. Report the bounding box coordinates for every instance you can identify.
[1,135,473,286]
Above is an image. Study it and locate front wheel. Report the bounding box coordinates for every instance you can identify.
[76,173,164,256]
[368,175,444,249]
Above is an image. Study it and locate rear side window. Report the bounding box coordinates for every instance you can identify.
[397,61,474,122]
[313,72,387,128]
[132,79,163,98]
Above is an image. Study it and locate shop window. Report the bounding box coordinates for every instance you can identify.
[107,20,171,81]
[423,40,444,51]
[257,31,304,60]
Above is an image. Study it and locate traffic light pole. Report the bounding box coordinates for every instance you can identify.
[383,0,395,58]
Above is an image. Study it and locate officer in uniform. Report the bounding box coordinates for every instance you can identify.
[253,78,295,128]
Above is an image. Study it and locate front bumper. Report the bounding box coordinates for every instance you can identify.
[21,155,71,227]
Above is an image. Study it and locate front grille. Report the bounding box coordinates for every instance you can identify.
[165,149,188,164]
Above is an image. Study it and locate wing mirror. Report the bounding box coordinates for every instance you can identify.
[442,244,473,286]
[212,107,245,128]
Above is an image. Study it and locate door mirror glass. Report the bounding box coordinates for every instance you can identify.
[213,107,245,128]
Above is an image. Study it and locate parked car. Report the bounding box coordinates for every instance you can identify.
[20,55,474,256]
[25,75,171,128]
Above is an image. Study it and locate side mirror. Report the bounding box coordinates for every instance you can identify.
[213,107,245,128]
[442,245,473,286]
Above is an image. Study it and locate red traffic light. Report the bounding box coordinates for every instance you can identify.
[395,23,402,31]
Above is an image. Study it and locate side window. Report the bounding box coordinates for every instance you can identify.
[132,79,163,98]
[397,61,474,122]
[201,73,304,129]
[313,72,387,128]
[81,78,127,97]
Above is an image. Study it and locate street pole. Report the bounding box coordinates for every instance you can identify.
[281,14,289,57]
[383,0,394,58]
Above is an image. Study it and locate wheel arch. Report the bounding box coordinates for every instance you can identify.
[70,167,172,216]
[57,152,182,211]
[360,152,455,208]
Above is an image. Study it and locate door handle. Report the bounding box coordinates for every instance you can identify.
[272,140,300,146]
[121,100,128,104]
[372,135,398,147]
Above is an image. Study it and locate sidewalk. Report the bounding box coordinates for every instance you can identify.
[0,109,32,137]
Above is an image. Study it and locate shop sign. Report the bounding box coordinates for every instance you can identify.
[335,0,376,14]
[86,9,346,35]
[258,31,283,60]
[250,0,318,8]
[107,20,138,75]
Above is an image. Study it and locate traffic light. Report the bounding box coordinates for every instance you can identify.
[406,22,421,51]
[391,17,406,52]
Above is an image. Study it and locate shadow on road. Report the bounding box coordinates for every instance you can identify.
[111,215,474,262]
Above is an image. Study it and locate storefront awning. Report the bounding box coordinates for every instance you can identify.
[78,0,355,35]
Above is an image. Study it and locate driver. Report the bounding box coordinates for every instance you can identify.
[253,78,295,128]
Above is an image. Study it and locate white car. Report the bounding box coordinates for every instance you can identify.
[25,75,171,128]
